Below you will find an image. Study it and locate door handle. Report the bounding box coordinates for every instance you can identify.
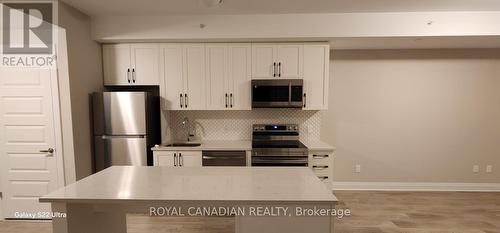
[230,93,233,108]
[273,62,276,77]
[303,93,307,108]
[174,153,177,166]
[132,68,136,83]
[40,148,54,157]
[184,94,188,108]
[278,62,281,77]
[179,153,183,166]
[225,93,228,108]
[127,68,130,83]
[180,94,183,108]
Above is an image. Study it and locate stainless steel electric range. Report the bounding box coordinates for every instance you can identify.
[251,124,309,166]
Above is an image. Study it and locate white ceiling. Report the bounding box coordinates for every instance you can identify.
[61,0,500,17]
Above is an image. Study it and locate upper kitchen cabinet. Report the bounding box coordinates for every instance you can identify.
[303,43,330,110]
[103,44,160,85]
[251,43,303,79]
[206,43,252,110]
[160,44,206,110]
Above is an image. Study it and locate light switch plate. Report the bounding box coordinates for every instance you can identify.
[355,164,361,173]
[473,165,480,173]
[486,165,493,173]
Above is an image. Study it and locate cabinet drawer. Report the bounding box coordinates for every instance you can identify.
[313,168,331,177]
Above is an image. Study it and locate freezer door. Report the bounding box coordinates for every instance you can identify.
[94,136,147,171]
[94,92,147,135]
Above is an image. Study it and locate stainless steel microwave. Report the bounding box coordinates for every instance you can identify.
[251,79,304,108]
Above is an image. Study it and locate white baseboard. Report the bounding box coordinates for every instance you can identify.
[332,182,500,192]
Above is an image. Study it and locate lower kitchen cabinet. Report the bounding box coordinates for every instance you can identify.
[153,151,202,167]
[308,150,334,190]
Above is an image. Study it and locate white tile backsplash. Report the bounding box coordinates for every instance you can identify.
[163,109,321,142]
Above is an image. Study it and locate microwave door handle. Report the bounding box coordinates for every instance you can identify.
[288,81,292,103]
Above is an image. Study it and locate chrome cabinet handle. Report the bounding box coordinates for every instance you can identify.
[318,176,329,181]
[132,68,136,83]
[225,93,228,108]
[179,94,183,108]
[230,93,233,108]
[273,62,276,77]
[278,62,281,77]
[303,93,307,108]
[179,153,183,166]
[313,154,329,159]
[127,68,130,83]
[312,165,329,170]
[184,94,188,108]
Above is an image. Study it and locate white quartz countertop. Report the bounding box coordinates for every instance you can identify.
[40,166,337,204]
[151,140,334,151]
[152,140,252,151]
[302,141,335,151]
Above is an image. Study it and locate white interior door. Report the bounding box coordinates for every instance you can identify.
[131,44,160,85]
[0,68,63,219]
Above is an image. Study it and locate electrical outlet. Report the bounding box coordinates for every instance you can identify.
[473,165,480,173]
[355,164,361,173]
[486,165,493,173]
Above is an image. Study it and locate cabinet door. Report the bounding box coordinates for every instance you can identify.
[131,44,160,85]
[251,44,276,79]
[205,44,228,110]
[103,44,131,85]
[161,44,184,110]
[303,43,329,110]
[276,43,303,78]
[155,151,176,167]
[179,151,202,167]
[183,44,206,110]
[228,44,252,110]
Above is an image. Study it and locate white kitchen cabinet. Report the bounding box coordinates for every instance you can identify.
[103,44,131,85]
[276,44,303,78]
[308,151,334,190]
[103,44,160,85]
[160,44,206,110]
[206,43,251,110]
[130,44,161,85]
[303,43,330,110]
[153,151,202,167]
[251,43,303,79]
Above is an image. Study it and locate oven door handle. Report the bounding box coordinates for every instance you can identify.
[252,159,308,164]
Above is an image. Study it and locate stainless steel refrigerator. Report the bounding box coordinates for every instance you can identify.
[92,91,160,172]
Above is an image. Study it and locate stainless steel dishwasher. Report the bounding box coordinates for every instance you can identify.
[202,151,247,166]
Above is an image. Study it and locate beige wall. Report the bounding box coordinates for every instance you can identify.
[322,49,500,183]
[58,2,103,180]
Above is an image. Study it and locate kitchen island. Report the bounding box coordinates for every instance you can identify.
[40,166,338,233]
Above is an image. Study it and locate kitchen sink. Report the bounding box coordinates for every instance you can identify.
[164,142,201,147]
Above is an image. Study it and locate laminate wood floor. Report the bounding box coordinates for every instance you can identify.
[0,191,499,233]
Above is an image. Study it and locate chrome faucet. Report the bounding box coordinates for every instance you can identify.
[181,117,194,141]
